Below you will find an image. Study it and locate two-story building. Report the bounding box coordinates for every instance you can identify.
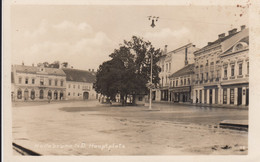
[154,43,198,101]
[193,25,249,106]
[168,63,194,103]
[219,27,249,106]
[62,68,97,100]
[11,63,66,101]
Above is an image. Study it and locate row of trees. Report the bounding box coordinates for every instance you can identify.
[94,36,162,105]
[37,61,71,69]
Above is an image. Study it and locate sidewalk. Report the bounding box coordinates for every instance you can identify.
[153,101,248,110]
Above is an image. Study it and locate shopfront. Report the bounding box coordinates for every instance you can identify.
[170,86,191,103]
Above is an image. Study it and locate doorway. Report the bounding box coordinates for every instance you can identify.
[246,88,249,106]
[209,89,212,104]
[83,92,89,100]
[237,88,242,105]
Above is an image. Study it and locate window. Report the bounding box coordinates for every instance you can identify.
[176,80,178,86]
[211,71,214,79]
[173,81,175,87]
[188,78,190,85]
[25,78,28,84]
[169,63,171,72]
[39,90,44,99]
[181,80,183,85]
[68,92,70,96]
[231,65,235,76]
[166,64,168,72]
[166,76,167,84]
[49,79,52,86]
[73,85,75,89]
[78,93,80,96]
[31,90,35,100]
[19,77,22,84]
[201,73,204,81]
[184,79,186,85]
[138,96,143,101]
[162,65,164,72]
[55,80,58,86]
[196,74,199,80]
[230,88,234,104]
[17,89,22,99]
[224,67,227,78]
[247,62,249,74]
[217,70,220,78]
[239,63,243,75]
[161,77,164,86]
[40,79,44,86]
[68,84,71,88]
[32,78,35,84]
[61,81,64,86]
[206,72,208,80]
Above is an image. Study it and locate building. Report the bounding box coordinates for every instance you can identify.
[219,27,249,106]
[11,64,67,101]
[193,25,249,106]
[62,68,97,100]
[168,64,194,103]
[153,43,198,101]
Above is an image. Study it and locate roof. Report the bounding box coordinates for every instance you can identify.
[169,64,194,78]
[14,65,66,76]
[62,68,96,83]
[194,30,241,54]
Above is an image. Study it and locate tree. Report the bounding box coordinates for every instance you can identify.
[94,36,162,105]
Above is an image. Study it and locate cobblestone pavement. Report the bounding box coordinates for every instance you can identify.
[12,100,248,155]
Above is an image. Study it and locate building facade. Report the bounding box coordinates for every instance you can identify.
[154,43,198,101]
[62,68,97,100]
[11,64,66,101]
[169,64,194,103]
[193,26,249,106]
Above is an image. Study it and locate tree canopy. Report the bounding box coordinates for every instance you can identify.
[94,36,162,104]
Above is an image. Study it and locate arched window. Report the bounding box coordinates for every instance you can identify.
[24,89,29,100]
[48,90,52,99]
[31,89,35,100]
[17,89,22,99]
[39,90,44,99]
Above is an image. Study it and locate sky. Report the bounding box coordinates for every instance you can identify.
[11,5,249,70]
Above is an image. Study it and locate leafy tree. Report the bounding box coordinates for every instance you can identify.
[94,36,162,105]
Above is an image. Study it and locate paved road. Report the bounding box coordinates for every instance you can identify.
[12,100,248,155]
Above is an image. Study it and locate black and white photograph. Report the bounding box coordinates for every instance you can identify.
[3,0,260,161]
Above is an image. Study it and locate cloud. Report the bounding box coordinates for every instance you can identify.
[13,20,116,69]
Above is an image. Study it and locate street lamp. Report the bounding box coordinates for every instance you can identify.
[147,16,159,109]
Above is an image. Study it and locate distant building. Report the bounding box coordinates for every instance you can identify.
[168,64,194,103]
[11,64,66,101]
[193,25,249,106]
[62,68,97,100]
[154,43,198,101]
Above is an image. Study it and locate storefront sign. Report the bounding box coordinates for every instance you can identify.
[171,86,191,93]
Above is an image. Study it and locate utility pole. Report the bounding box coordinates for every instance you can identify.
[148,16,159,109]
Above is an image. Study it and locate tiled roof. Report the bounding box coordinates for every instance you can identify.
[169,64,194,78]
[62,68,96,83]
[14,65,66,76]
[194,30,240,54]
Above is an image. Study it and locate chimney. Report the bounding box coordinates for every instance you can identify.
[164,45,168,54]
[228,28,237,35]
[241,25,246,31]
[185,47,188,65]
[218,33,225,39]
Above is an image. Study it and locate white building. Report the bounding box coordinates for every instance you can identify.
[193,25,249,106]
[154,43,198,101]
[11,64,66,101]
[62,68,97,100]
